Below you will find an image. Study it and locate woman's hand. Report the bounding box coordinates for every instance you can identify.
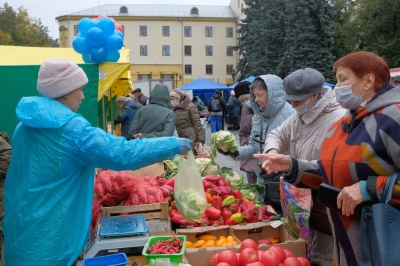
[253,153,291,174]
[337,182,363,217]
[133,133,142,139]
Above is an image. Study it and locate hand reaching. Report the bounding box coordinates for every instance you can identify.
[253,153,291,174]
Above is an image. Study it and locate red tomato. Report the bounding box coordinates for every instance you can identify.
[246,262,265,266]
[240,238,258,251]
[217,250,237,266]
[268,246,286,263]
[283,257,302,266]
[209,253,219,266]
[297,257,311,266]
[235,253,240,265]
[240,248,259,265]
[283,249,295,259]
[260,250,281,266]
[258,250,264,258]
[216,263,230,266]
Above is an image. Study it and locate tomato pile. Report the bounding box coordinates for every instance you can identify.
[146,236,182,254]
[169,174,276,227]
[209,239,311,266]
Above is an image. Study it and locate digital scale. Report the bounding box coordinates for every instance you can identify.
[84,214,150,258]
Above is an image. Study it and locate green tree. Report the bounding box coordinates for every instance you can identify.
[356,0,400,67]
[0,3,58,47]
[236,0,336,81]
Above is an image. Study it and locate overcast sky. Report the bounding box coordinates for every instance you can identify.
[5,0,231,39]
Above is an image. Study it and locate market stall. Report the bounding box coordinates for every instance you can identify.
[0,45,131,136]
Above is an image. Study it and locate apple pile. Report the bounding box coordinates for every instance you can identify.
[209,239,310,266]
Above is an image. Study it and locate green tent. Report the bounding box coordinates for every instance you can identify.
[0,45,131,137]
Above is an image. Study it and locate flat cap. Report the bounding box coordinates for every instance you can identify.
[283,68,325,101]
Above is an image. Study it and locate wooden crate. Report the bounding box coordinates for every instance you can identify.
[101,202,170,233]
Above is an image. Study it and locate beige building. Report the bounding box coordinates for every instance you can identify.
[56,4,241,91]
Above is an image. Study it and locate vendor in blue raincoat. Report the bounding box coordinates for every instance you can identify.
[3,59,192,266]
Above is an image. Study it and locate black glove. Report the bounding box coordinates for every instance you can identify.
[229,150,239,159]
[217,148,230,155]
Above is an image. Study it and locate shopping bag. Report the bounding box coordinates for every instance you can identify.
[360,174,400,266]
[174,151,207,223]
[280,179,312,258]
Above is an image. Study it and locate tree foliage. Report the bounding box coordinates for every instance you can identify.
[236,0,336,81]
[0,3,59,47]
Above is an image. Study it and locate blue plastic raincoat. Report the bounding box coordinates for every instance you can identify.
[4,97,180,265]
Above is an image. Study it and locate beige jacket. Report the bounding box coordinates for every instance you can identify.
[264,89,346,160]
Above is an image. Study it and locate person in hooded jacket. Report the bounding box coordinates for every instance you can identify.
[234,81,258,184]
[170,89,205,155]
[3,59,192,266]
[218,75,293,204]
[128,84,175,139]
[261,68,346,266]
[256,51,400,266]
[114,96,137,140]
[207,90,227,133]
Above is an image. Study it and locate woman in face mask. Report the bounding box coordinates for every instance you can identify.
[255,51,400,266]
[261,68,345,266]
[170,89,205,155]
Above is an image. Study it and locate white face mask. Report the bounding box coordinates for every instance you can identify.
[294,97,310,116]
[171,101,179,107]
[335,80,365,110]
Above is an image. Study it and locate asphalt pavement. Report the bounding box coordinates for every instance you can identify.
[204,123,247,177]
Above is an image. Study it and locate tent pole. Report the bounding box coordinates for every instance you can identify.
[101,96,106,131]
[110,89,114,134]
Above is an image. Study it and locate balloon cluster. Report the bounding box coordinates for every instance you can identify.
[72,16,124,64]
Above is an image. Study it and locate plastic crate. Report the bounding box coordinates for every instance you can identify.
[142,235,186,265]
[82,253,128,266]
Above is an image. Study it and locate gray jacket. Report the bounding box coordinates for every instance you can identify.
[236,74,294,161]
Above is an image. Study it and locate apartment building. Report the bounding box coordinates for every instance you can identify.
[56,4,240,89]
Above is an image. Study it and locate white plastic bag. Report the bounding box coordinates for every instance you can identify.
[174,151,207,222]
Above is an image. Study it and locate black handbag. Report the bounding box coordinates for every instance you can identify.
[360,174,400,266]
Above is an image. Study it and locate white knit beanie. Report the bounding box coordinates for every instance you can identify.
[37,59,88,99]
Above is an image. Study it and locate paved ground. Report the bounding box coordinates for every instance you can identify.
[203,123,247,177]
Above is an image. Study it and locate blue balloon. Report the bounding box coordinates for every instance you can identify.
[106,50,120,62]
[87,27,105,47]
[77,18,95,36]
[104,34,123,51]
[96,17,115,36]
[114,30,124,40]
[82,53,93,63]
[90,47,108,64]
[72,36,90,54]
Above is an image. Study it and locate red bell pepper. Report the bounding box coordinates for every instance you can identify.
[225,219,236,225]
[229,202,240,213]
[212,186,233,196]
[217,179,229,187]
[202,180,214,191]
[257,206,265,222]
[262,205,276,220]
[243,206,258,223]
[198,218,209,227]
[165,178,175,188]
[212,196,222,210]
[232,189,243,200]
[205,206,222,220]
[203,175,222,183]
[169,209,180,217]
[171,214,184,223]
[221,207,233,221]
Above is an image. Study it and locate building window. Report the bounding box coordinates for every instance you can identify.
[138,74,151,81]
[190,7,199,15]
[140,45,148,56]
[120,6,128,14]
[206,45,213,56]
[140,26,147,36]
[226,46,234,56]
[184,46,192,56]
[162,45,170,56]
[184,26,192,37]
[205,26,212,37]
[226,27,233,38]
[162,26,170,37]
[185,65,192,75]
[74,25,78,36]
[227,65,233,75]
[206,65,213,75]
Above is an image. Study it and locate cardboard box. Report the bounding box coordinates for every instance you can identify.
[101,202,171,233]
[230,221,306,257]
[127,162,164,178]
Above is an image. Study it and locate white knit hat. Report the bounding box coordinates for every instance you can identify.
[37,59,88,99]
